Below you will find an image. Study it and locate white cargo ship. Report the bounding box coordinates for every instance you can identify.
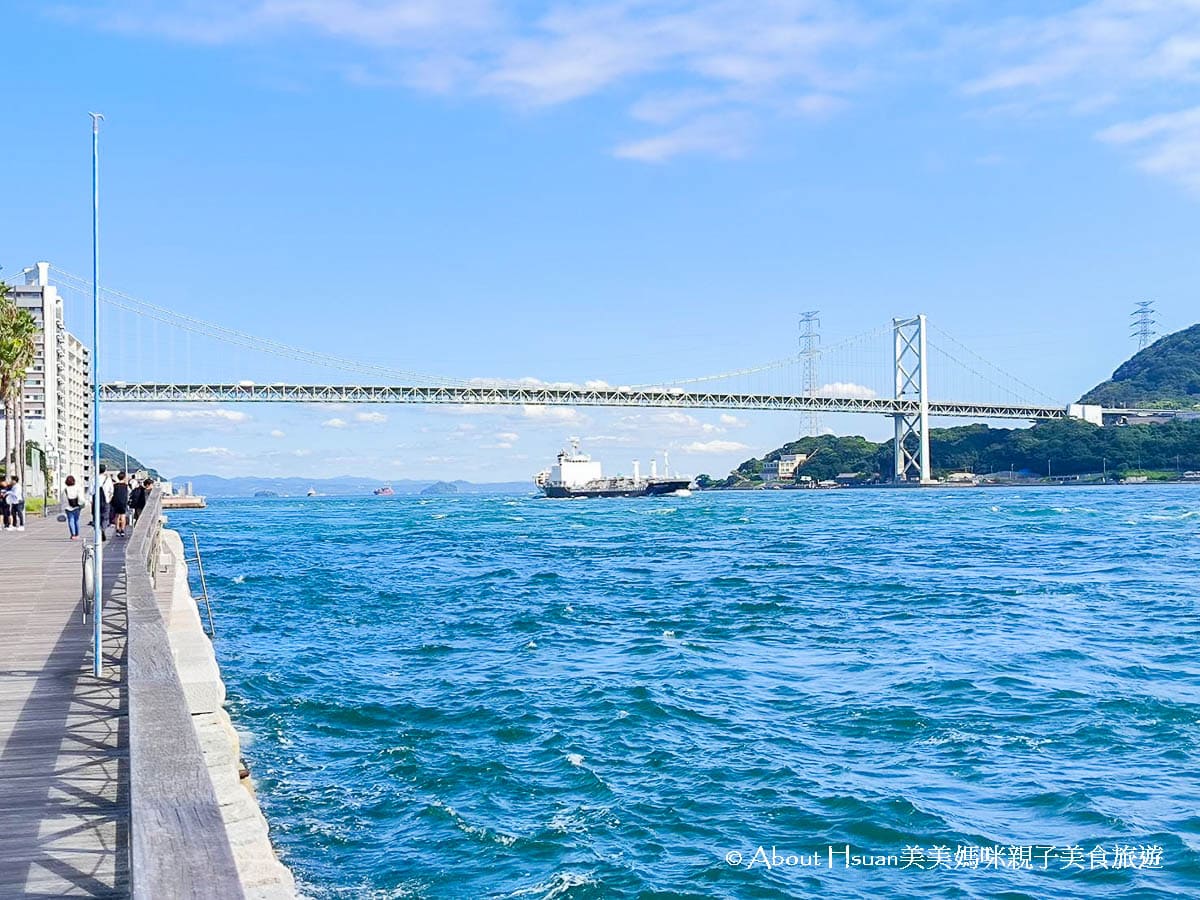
[534,440,692,498]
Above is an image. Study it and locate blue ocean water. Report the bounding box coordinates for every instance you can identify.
[167,486,1200,899]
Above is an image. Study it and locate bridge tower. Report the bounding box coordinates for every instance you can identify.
[893,314,931,484]
[798,311,820,437]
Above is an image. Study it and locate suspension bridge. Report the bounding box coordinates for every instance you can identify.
[34,265,1139,483]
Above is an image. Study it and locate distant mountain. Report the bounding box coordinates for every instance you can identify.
[171,474,532,497]
[1080,323,1200,408]
[99,442,162,479]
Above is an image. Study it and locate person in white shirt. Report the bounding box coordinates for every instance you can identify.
[6,476,25,531]
[91,465,114,532]
[63,475,83,540]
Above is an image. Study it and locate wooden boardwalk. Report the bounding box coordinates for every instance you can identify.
[0,515,130,899]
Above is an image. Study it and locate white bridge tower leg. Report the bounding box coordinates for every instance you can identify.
[893,314,932,484]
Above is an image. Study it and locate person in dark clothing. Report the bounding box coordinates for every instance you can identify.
[111,472,131,537]
[130,478,150,524]
[91,464,111,531]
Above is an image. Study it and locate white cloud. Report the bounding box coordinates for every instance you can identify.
[106,407,249,424]
[521,405,583,423]
[1098,105,1200,192]
[679,439,750,454]
[54,0,873,162]
[322,417,349,428]
[963,1,1200,98]
[614,113,752,162]
[514,376,580,388]
[792,92,845,117]
[484,2,873,108]
[438,403,513,416]
[582,433,636,444]
[187,446,235,457]
[616,410,725,434]
[479,428,520,449]
[719,413,746,427]
[960,0,1200,191]
[270,429,286,438]
[817,381,877,399]
[53,1,1200,180]
[356,411,388,423]
[62,0,499,46]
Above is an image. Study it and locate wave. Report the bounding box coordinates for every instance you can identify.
[504,871,598,899]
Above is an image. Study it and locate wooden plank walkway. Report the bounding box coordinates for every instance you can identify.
[0,515,130,899]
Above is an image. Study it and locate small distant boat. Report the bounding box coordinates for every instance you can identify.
[373,486,395,496]
[306,488,317,497]
[533,440,692,499]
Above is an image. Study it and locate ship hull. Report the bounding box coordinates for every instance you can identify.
[540,479,692,499]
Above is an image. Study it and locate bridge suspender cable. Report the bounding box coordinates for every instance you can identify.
[50,268,473,388]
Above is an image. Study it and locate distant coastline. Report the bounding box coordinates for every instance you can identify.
[172,474,533,498]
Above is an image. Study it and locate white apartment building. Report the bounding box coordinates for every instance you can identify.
[762,453,807,483]
[2,262,92,491]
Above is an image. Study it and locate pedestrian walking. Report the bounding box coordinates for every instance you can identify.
[111,472,130,537]
[0,478,10,531]
[63,475,83,540]
[6,476,25,531]
[130,477,152,523]
[91,465,112,533]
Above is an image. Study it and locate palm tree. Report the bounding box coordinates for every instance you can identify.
[0,284,39,481]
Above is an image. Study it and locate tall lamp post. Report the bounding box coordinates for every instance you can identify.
[90,112,104,678]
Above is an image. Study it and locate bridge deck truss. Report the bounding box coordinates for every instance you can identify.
[100,382,1071,420]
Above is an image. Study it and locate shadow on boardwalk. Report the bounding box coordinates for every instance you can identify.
[0,518,131,898]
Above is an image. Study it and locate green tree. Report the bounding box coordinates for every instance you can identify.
[0,283,39,484]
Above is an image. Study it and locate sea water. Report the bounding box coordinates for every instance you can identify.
[166,486,1200,898]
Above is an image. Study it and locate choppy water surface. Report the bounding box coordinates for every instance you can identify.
[168,486,1200,898]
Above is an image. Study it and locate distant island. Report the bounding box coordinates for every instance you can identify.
[167,474,532,498]
[704,323,1200,487]
[420,481,458,496]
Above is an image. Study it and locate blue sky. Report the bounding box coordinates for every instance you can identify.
[2,0,1198,481]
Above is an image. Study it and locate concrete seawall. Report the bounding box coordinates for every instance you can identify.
[155,527,297,899]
